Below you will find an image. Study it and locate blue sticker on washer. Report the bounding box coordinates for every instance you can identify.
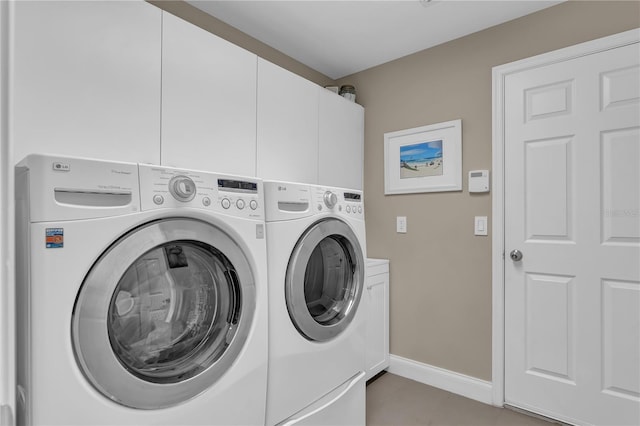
[46,228,64,248]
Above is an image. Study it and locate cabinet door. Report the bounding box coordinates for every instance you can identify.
[161,12,257,176]
[366,272,390,380]
[257,59,319,184]
[12,1,161,164]
[319,90,364,190]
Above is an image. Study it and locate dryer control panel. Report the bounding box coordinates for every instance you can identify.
[139,165,263,219]
[263,180,364,222]
[311,186,364,221]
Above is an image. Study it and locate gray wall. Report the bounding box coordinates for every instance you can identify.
[336,1,639,380]
[154,0,640,381]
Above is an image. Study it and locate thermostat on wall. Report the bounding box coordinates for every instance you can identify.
[469,170,490,193]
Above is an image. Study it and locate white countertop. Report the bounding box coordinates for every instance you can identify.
[366,258,389,276]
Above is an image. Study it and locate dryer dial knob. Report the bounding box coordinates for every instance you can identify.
[323,191,338,209]
[169,175,196,202]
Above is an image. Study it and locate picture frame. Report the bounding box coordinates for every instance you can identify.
[384,119,462,194]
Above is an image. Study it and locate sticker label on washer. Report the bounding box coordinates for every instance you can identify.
[45,228,64,248]
[255,224,264,239]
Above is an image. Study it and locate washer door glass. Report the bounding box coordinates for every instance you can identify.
[108,242,237,383]
[72,219,255,409]
[286,219,364,341]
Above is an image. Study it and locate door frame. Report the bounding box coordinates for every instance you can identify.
[491,28,640,407]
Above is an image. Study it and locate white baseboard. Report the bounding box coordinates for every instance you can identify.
[387,354,495,406]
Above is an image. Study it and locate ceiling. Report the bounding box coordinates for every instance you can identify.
[187,0,565,80]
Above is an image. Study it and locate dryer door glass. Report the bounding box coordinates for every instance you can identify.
[286,218,364,342]
[72,218,255,409]
[304,236,353,325]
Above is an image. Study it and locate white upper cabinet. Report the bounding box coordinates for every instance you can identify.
[11,1,162,164]
[10,1,364,180]
[161,12,258,176]
[257,58,319,184]
[319,90,364,190]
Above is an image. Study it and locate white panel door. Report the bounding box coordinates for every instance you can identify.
[161,12,257,176]
[256,58,319,184]
[318,89,364,190]
[11,1,161,164]
[504,42,640,425]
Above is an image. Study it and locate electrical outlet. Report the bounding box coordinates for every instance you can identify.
[397,216,407,233]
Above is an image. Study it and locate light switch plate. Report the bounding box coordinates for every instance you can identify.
[474,216,488,236]
[397,216,407,233]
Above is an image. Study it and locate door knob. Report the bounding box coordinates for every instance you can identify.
[510,249,523,262]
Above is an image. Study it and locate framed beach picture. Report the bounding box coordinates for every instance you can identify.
[384,119,462,194]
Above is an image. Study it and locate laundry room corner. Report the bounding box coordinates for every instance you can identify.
[334,0,640,392]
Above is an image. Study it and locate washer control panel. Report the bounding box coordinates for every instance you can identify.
[139,165,262,219]
[168,175,197,202]
[312,186,364,220]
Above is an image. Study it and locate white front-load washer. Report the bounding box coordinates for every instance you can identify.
[15,154,268,425]
[263,181,367,426]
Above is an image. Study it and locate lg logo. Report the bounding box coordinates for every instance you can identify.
[278,186,287,191]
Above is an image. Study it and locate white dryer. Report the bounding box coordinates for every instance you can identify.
[264,181,367,426]
[15,154,268,425]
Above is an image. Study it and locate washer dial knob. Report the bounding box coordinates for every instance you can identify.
[323,191,338,209]
[168,175,196,202]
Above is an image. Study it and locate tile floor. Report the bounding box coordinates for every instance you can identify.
[366,373,559,426]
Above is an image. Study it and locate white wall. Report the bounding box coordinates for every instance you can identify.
[0,0,15,424]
